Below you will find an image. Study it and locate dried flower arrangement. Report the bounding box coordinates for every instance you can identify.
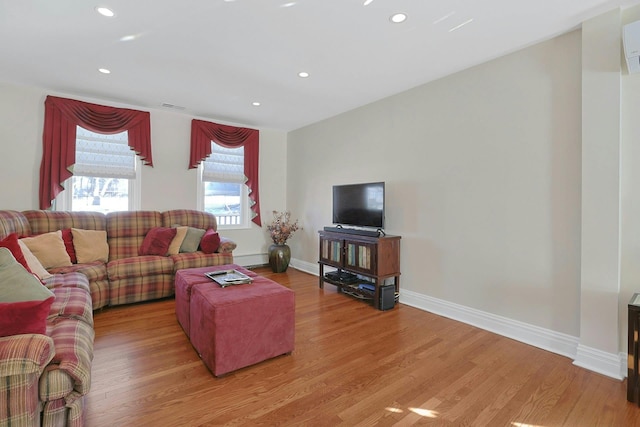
[266,210,300,245]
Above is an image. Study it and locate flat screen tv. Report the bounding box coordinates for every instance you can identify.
[332,182,385,229]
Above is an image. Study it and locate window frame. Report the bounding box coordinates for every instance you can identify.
[196,165,250,230]
[54,127,142,212]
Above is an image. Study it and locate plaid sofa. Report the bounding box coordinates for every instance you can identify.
[0,209,235,426]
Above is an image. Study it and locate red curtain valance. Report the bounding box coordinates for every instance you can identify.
[190,119,261,226]
[39,96,152,210]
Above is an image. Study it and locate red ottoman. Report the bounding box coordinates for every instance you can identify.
[176,265,295,376]
[175,264,258,337]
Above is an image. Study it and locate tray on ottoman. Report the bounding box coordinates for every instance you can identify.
[175,265,295,376]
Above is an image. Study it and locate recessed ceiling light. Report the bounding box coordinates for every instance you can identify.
[252,102,261,107]
[120,34,137,42]
[98,68,111,74]
[390,13,407,24]
[298,71,310,78]
[281,2,297,7]
[363,0,374,5]
[95,7,115,17]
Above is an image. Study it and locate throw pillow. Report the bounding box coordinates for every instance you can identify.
[218,237,238,253]
[71,228,109,263]
[167,226,188,255]
[0,233,33,273]
[199,229,221,254]
[61,228,77,264]
[17,240,53,280]
[179,227,206,253]
[140,227,177,256]
[0,248,55,337]
[20,230,71,269]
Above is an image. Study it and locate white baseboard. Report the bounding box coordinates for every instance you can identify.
[401,289,579,359]
[284,259,626,380]
[233,253,268,267]
[573,345,626,380]
[289,258,318,275]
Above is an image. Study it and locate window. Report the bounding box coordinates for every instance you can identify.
[55,127,140,213]
[198,142,249,228]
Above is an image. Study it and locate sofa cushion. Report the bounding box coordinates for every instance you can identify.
[106,211,163,260]
[43,271,93,327]
[23,210,106,236]
[139,227,176,256]
[71,228,109,263]
[171,251,234,273]
[0,210,31,241]
[199,229,220,254]
[0,248,55,337]
[44,267,109,311]
[48,262,107,286]
[60,228,77,264]
[48,286,93,327]
[179,227,206,253]
[17,240,53,280]
[107,255,175,281]
[20,230,71,269]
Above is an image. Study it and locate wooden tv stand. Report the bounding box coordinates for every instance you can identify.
[318,230,401,310]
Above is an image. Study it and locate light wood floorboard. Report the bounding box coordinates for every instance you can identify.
[86,267,640,426]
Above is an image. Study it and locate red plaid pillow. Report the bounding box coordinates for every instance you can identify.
[139,227,177,256]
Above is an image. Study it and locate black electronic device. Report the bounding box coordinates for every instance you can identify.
[379,284,396,311]
[325,270,358,283]
[323,226,381,237]
[332,182,385,230]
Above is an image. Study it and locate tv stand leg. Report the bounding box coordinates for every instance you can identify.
[319,263,324,289]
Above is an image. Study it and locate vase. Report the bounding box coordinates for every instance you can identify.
[268,244,291,273]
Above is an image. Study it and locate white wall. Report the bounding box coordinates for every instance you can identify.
[621,5,640,358]
[0,82,288,261]
[288,30,583,337]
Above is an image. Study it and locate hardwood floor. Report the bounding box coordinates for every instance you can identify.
[86,267,640,426]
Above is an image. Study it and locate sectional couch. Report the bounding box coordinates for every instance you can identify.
[0,209,235,427]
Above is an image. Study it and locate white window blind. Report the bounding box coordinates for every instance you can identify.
[202,142,245,184]
[72,126,135,179]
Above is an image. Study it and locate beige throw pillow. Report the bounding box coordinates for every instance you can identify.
[20,230,71,269]
[71,228,109,263]
[17,240,53,280]
[167,226,188,255]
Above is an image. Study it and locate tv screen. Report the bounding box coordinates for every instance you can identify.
[332,182,385,229]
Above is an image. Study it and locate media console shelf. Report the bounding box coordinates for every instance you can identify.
[318,230,401,310]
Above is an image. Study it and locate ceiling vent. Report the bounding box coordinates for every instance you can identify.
[623,20,640,74]
[160,102,186,110]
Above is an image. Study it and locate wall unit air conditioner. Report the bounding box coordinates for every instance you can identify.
[623,20,640,74]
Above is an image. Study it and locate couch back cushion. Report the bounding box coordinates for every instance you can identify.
[22,210,107,234]
[107,211,162,261]
[0,210,31,240]
[162,209,218,231]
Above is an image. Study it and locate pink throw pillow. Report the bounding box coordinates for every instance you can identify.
[0,233,33,274]
[0,297,55,337]
[0,247,56,337]
[61,228,77,264]
[139,227,177,256]
[200,229,221,254]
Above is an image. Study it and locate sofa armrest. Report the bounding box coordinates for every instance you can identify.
[0,334,55,377]
[218,236,237,253]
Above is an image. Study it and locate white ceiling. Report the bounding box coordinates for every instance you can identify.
[0,0,638,131]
